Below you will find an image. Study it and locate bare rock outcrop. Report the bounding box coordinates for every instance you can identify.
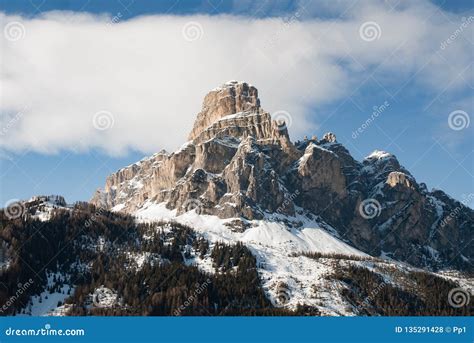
[297,143,347,197]
[188,81,260,141]
[91,81,474,273]
[386,171,413,188]
[92,81,298,219]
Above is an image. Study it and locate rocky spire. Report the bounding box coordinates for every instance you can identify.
[188,81,260,140]
[187,81,290,145]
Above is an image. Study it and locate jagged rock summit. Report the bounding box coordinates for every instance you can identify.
[91,81,300,218]
[188,80,294,146]
[91,81,473,272]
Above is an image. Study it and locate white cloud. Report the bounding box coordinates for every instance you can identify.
[0,1,471,155]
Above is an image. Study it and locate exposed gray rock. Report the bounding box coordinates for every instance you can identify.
[91,81,474,273]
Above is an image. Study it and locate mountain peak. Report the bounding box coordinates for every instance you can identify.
[90,83,473,273]
[187,81,291,146]
[365,150,393,160]
[188,81,261,142]
[212,80,254,91]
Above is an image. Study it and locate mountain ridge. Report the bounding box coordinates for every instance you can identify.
[1,193,471,316]
[90,81,473,273]
[1,82,472,316]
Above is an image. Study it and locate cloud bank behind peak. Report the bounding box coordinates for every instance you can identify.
[0,1,471,155]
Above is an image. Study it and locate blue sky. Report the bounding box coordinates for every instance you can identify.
[0,0,473,207]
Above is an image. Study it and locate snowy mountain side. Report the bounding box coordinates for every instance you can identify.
[1,81,473,317]
[1,199,471,316]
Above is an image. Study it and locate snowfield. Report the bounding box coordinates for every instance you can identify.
[135,202,364,256]
[11,199,473,316]
[18,272,73,317]
[132,201,474,315]
[134,201,368,315]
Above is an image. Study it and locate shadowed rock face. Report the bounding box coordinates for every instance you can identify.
[91,81,474,273]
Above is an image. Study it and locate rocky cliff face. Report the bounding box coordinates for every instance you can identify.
[91,81,474,272]
[91,81,299,219]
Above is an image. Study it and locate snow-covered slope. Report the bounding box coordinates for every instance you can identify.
[136,202,363,256]
[133,201,473,315]
[25,195,70,222]
[18,272,73,317]
[134,202,368,315]
[3,196,472,316]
